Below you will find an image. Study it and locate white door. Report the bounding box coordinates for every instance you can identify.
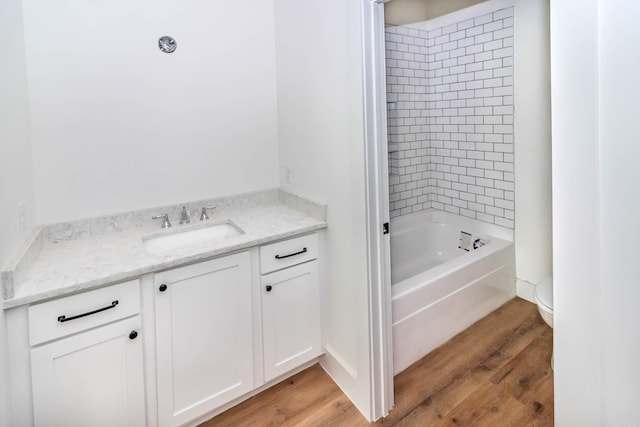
[155,252,253,427]
[30,315,145,427]
[261,260,321,382]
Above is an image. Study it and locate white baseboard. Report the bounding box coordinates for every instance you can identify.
[516,278,536,303]
[320,347,371,421]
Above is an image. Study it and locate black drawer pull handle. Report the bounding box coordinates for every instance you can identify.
[57,300,119,323]
[275,247,307,260]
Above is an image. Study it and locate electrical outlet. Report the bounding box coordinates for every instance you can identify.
[18,201,26,233]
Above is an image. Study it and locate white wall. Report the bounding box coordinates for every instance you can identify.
[385,0,430,24]
[552,0,601,419]
[385,0,489,26]
[552,0,640,424]
[513,0,552,286]
[423,0,489,20]
[598,1,640,423]
[22,0,280,224]
[551,0,601,422]
[274,0,373,420]
[0,0,35,424]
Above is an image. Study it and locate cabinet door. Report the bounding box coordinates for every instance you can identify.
[30,315,145,427]
[262,260,321,382]
[155,252,253,427]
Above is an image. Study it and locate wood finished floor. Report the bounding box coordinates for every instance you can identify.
[201,298,553,426]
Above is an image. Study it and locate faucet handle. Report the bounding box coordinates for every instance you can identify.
[179,206,190,225]
[152,214,172,229]
[200,205,217,221]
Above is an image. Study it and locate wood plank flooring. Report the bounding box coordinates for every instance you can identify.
[201,297,553,426]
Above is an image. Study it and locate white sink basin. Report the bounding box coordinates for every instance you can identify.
[144,221,244,255]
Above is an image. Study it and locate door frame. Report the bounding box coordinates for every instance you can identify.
[362,0,394,419]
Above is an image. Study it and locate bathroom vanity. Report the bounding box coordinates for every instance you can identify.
[2,189,326,427]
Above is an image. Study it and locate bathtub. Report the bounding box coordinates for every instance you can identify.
[391,209,516,374]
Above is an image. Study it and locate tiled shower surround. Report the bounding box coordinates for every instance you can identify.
[386,7,514,229]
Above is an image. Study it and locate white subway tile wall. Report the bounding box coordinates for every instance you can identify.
[386,7,514,229]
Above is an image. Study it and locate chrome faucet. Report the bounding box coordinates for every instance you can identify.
[152,214,172,229]
[179,206,190,225]
[200,205,217,221]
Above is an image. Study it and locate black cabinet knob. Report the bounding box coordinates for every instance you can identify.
[266,285,272,292]
[129,330,138,340]
[159,284,168,292]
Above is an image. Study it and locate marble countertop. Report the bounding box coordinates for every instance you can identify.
[2,191,327,309]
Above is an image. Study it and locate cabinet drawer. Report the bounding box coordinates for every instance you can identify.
[260,234,318,274]
[28,279,140,346]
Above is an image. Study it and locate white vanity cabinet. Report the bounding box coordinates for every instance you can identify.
[12,232,323,427]
[154,251,253,427]
[28,279,145,427]
[260,234,322,382]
